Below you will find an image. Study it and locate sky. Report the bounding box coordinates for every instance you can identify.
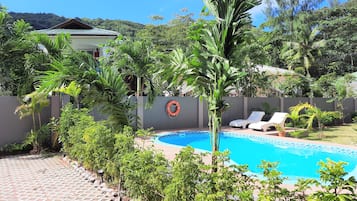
[0,0,270,26]
[0,0,344,27]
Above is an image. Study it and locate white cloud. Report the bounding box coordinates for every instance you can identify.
[249,0,277,16]
[249,0,277,26]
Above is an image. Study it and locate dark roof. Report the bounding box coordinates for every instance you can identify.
[36,18,119,37]
[50,18,93,30]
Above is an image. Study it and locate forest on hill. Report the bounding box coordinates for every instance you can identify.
[9,12,145,37]
[9,12,67,29]
[2,0,357,98]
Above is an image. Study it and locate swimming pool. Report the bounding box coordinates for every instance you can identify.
[156,131,357,181]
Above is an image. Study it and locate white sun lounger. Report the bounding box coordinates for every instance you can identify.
[229,111,265,128]
[248,112,288,132]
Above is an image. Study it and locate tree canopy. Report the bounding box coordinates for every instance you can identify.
[2,1,357,99]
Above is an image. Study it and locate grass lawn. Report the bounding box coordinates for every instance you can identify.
[294,123,357,146]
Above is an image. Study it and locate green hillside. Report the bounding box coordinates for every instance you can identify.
[9,12,145,37]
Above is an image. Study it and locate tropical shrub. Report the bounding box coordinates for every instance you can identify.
[288,103,309,128]
[56,104,356,201]
[305,106,342,138]
[48,117,60,150]
[81,122,115,170]
[66,111,95,164]
[195,151,255,201]
[23,124,52,150]
[315,73,356,123]
[0,143,32,155]
[276,75,309,97]
[289,130,309,138]
[291,178,316,200]
[15,91,50,152]
[120,149,170,201]
[58,105,137,183]
[257,161,290,200]
[318,110,343,127]
[37,124,51,148]
[58,103,76,148]
[58,103,91,153]
[288,103,342,138]
[164,146,204,201]
[309,159,357,200]
[106,126,135,183]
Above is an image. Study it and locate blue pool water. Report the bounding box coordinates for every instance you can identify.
[157,131,357,181]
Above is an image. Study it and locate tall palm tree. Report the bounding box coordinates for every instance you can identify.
[37,51,97,94]
[169,0,258,169]
[281,14,325,97]
[105,38,161,105]
[24,33,72,82]
[91,66,134,130]
[37,48,133,130]
[31,33,72,59]
[54,81,81,108]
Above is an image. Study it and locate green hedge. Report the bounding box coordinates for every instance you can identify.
[59,104,357,201]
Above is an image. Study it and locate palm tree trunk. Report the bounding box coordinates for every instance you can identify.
[37,113,42,128]
[307,73,314,98]
[209,102,222,173]
[73,95,80,109]
[318,119,323,139]
[136,76,142,96]
[32,113,39,153]
[32,113,36,131]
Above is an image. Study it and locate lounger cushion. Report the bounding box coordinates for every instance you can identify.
[229,120,250,128]
[248,112,288,132]
[229,111,265,128]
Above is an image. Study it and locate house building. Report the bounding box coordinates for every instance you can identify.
[36,18,119,58]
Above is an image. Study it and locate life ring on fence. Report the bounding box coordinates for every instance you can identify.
[166,100,181,117]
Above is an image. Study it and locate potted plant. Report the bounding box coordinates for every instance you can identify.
[275,124,286,137]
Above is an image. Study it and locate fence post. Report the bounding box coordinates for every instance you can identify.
[243,97,248,119]
[334,100,338,111]
[50,96,61,119]
[280,97,284,112]
[62,94,70,107]
[137,96,144,129]
[198,98,204,128]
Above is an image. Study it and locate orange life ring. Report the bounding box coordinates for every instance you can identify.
[166,100,181,117]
